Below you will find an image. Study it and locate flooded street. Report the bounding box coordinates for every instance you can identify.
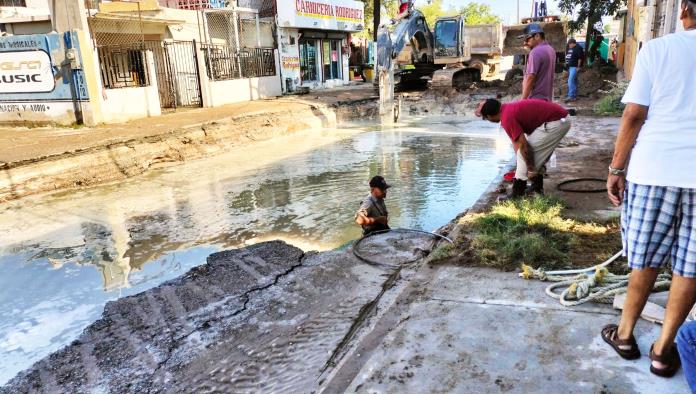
[0,116,512,384]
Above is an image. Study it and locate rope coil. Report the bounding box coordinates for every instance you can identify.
[521,251,672,306]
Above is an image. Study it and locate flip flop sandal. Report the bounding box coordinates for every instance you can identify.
[601,324,641,360]
[649,343,681,378]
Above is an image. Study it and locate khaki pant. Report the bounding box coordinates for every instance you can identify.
[515,118,571,181]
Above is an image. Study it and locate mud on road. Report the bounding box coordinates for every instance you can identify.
[1,232,439,393]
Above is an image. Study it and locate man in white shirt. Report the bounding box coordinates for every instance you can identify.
[602,0,696,379]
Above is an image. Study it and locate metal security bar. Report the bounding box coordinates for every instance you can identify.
[144,40,201,108]
[201,44,240,80]
[198,7,276,81]
[239,48,275,78]
[97,44,149,88]
[201,45,275,80]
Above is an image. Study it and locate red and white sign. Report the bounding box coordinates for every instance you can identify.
[278,0,364,32]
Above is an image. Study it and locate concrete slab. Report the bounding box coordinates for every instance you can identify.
[347,300,687,393]
[346,265,690,393]
[428,266,621,315]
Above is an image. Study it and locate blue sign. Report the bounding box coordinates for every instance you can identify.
[0,32,89,103]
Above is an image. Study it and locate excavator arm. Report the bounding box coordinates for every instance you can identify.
[378,9,434,66]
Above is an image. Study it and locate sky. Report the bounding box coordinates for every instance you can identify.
[416,0,564,25]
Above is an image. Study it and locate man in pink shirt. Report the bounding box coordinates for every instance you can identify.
[521,24,557,101]
[476,98,571,198]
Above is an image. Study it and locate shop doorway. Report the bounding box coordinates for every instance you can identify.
[322,39,342,81]
[299,38,319,83]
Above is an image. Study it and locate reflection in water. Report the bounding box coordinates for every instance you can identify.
[0,118,512,384]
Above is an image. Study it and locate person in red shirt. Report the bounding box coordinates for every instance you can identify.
[399,0,411,15]
[476,98,572,198]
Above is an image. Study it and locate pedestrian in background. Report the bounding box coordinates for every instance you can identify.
[603,0,696,379]
[520,23,556,102]
[564,38,584,102]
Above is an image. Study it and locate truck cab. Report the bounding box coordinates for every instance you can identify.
[432,16,471,65]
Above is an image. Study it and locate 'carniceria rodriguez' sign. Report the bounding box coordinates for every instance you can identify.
[0,51,55,94]
[278,0,364,32]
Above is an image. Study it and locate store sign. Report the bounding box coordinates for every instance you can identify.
[278,0,364,32]
[282,56,301,70]
[0,51,55,94]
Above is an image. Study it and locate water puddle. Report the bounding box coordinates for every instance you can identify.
[0,116,512,383]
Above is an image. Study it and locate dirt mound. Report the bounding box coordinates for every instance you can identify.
[557,66,618,99]
[500,66,618,99]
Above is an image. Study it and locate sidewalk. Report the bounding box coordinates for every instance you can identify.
[343,265,685,393]
[0,84,377,166]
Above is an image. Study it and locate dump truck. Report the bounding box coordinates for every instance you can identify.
[377,10,567,90]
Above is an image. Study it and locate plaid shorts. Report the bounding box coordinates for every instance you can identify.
[622,182,696,277]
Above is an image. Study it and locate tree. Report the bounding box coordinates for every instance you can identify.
[419,0,453,27]
[359,0,398,40]
[557,0,626,61]
[458,3,502,25]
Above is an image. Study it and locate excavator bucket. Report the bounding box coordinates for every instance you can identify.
[502,21,568,56]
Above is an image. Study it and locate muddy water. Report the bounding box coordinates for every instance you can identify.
[0,116,513,384]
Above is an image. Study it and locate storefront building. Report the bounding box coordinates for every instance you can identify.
[277,0,364,92]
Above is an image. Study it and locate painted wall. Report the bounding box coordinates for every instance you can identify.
[209,75,281,106]
[622,0,683,79]
[100,85,161,123]
[100,51,161,123]
[0,31,92,126]
[205,50,282,106]
[3,21,52,35]
[48,0,89,33]
[279,28,302,91]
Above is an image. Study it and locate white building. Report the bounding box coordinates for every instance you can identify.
[276,0,364,92]
[0,0,51,35]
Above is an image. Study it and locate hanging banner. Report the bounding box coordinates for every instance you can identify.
[278,0,364,32]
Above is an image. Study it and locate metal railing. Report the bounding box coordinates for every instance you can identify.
[96,44,149,89]
[201,44,275,81]
[201,44,239,80]
[240,48,276,78]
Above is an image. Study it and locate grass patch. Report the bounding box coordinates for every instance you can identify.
[594,80,628,116]
[465,196,622,271]
[429,243,454,262]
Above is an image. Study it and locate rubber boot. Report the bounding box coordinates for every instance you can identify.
[530,174,544,195]
[511,178,527,198]
[499,178,527,201]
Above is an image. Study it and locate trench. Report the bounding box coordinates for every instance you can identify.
[0,115,513,385]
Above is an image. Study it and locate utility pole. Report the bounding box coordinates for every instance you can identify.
[373,0,380,41]
[516,0,520,23]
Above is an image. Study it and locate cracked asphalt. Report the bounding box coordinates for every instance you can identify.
[1,232,435,393]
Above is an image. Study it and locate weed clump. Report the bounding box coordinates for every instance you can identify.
[594,80,628,116]
[467,196,620,271]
